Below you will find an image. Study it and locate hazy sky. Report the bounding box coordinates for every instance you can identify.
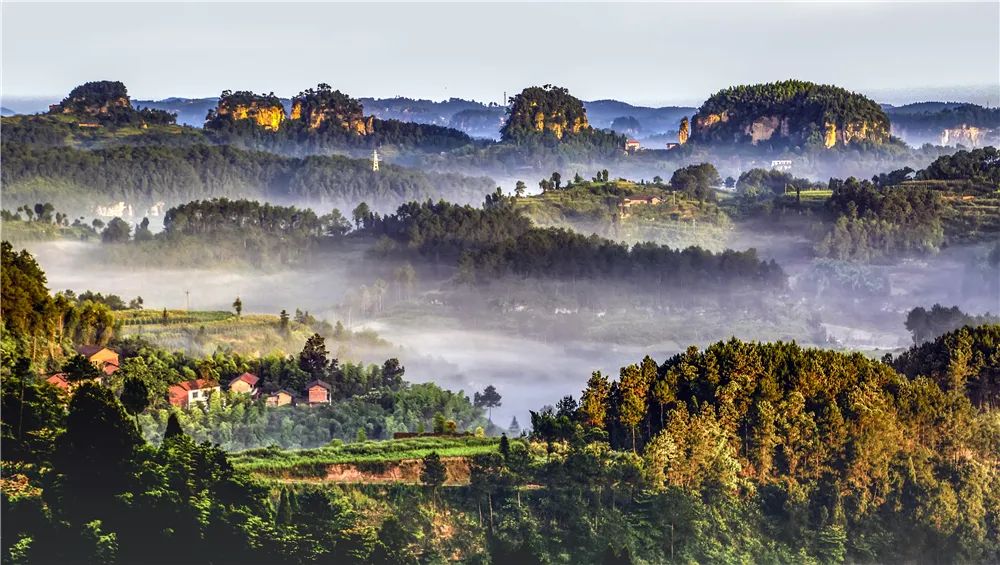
[3,2,999,106]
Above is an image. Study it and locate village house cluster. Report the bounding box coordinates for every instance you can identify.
[45,345,335,409]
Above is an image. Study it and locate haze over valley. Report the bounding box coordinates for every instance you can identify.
[2,2,999,564]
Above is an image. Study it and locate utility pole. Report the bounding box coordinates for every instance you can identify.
[185,290,190,312]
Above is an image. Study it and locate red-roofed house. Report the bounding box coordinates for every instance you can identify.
[168,379,220,408]
[228,372,260,396]
[305,380,332,405]
[46,373,71,391]
[76,345,119,375]
[625,139,641,153]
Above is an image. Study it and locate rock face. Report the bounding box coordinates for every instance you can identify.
[689,80,890,149]
[49,80,131,118]
[290,84,373,135]
[501,85,591,141]
[210,91,286,131]
[940,125,994,148]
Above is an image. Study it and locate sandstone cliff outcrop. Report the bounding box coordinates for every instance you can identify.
[50,80,131,118]
[208,90,286,131]
[689,80,890,149]
[290,84,373,135]
[501,85,591,141]
[940,124,996,148]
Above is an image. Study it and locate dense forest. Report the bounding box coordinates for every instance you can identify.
[0,141,494,212]
[358,196,785,288]
[3,240,997,563]
[689,80,892,149]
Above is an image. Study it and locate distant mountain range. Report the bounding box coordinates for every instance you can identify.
[5,89,997,147]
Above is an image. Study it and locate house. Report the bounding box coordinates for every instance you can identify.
[228,372,260,396]
[264,390,295,407]
[46,373,71,391]
[665,142,681,150]
[770,159,793,172]
[624,139,641,153]
[168,379,220,408]
[305,380,332,405]
[76,345,119,375]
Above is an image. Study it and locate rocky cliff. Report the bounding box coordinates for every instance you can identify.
[49,80,132,118]
[500,85,591,141]
[689,80,890,149]
[940,124,997,148]
[209,90,286,131]
[290,84,373,135]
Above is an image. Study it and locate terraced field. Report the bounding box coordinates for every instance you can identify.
[233,436,502,483]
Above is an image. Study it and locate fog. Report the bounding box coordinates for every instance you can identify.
[22,226,998,428]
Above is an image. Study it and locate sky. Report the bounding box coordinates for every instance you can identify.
[2,2,999,107]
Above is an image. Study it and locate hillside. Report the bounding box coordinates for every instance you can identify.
[690,80,891,149]
[513,179,731,249]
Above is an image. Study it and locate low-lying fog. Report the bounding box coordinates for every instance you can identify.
[24,238,999,428]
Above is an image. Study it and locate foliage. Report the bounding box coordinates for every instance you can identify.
[904,304,999,344]
[690,80,890,149]
[670,162,721,201]
[917,146,1000,187]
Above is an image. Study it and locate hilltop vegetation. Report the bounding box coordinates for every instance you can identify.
[513,177,731,250]
[690,80,892,150]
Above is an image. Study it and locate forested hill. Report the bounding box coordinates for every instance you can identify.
[0,142,495,213]
[689,80,892,149]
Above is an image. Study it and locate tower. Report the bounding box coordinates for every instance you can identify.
[372,148,380,172]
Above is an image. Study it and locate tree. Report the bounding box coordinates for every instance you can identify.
[352,202,371,229]
[618,364,649,452]
[163,412,184,440]
[550,172,562,189]
[514,180,526,198]
[420,451,447,492]
[279,309,290,335]
[120,376,149,425]
[670,163,722,201]
[432,412,447,434]
[232,296,242,317]
[652,175,663,184]
[48,382,142,525]
[380,358,404,389]
[580,371,610,428]
[299,333,329,379]
[678,117,690,144]
[474,385,502,421]
[101,217,131,243]
[63,354,100,382]
[133,217,153,242]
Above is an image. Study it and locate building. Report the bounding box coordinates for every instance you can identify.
[228,372,260,396]
[76,345,120,375]
[624,139,642,153]
[305,380,333,405]
[770,159,793,172]
[665,142,680,150]
[46,373,71,391]
[264,390,295,407]
[168,379,220,408]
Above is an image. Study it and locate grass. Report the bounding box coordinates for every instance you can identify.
[515,180,732,250]
[232,436,500,478]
